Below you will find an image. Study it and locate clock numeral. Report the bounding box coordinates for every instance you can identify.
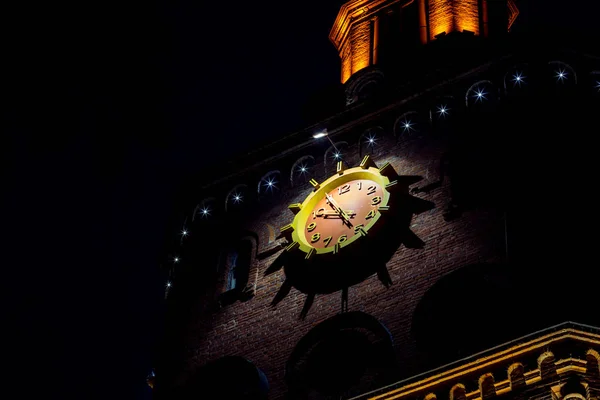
[338,183,350,195]
[311,233,321,243]
[357,181,362,190]
[366,209,376,219]
[323,236,332,247]
[312,208,325,219]
[367,185,377,195]
[371,196,381,205]
[307,222,317,232]
[338,234,348,244]
[354,224,364,234]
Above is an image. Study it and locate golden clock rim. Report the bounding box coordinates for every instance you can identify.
[291,166,391,255]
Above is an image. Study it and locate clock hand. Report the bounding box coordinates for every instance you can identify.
[325,194,352,226]
[321,210,355,217]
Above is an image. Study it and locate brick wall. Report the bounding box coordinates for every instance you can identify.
[158,47,600,399]
[165,122,506,399]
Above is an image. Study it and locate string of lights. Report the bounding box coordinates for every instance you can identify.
[160,66,598,298]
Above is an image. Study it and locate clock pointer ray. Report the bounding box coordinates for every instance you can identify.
[325,193,353,227]
[318,210,356,218]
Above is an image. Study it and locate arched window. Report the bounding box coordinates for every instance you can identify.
[225,184,250,212]
[503,64,530,96]
[430,96,457,135]
[323,141,349,175]
[394,111,421,138]
[358,127,383,158]
[218,237,256,305]
[465,80,497,109]
[290,155,316,188]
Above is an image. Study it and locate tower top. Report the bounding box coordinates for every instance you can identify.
[330,0,518,83]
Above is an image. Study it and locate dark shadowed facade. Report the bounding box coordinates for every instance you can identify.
[153,1,600,399]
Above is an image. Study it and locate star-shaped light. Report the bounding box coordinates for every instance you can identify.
[166,281,172,288]
[264,177,277,191]
[333,152,341,159]
[173,257,180,263]
[555,69,567,82]
[233,193,242,203]
[595,80,600,92]
[402,119,414,132]
[474,88,486,102]
[436,105,449,117]
[298,164,308,174]
[512,72,525,86]
[181,229,188,237]
[366,134,376,146]
[200,207,210,218]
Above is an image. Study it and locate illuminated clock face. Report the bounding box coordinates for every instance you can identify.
[304,179,384,249]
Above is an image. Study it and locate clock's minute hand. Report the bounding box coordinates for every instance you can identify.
[325,194,352,226]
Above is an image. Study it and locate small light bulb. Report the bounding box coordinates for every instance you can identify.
[174,257,179,263]
[334,153,340,158]
[167,282,172,288]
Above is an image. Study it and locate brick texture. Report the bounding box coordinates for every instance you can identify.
[165,125,506,399]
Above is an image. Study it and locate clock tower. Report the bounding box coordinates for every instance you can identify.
[154,1,600,399]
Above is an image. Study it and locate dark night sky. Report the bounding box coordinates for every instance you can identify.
[3,0,597,398]
[4,1,343,398]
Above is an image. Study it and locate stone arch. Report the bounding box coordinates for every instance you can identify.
[290,155,316,188]
[508,362,525,389]
[358,126,384,158]
[285,311,394,397]
[537,351,556,379]
[323,141,349,173]
[225,184,249,212]
[465,80,496,108]
[257,170,282,194]
[430,95,458,136]
[503,63,530,95]
[547,61,578,84]
[193,197,218,221]
[450,384,467,400]
[394,111,420,137]
[479,373,496,399]
[430,95,456,120]
[344,67,385,106]
[586,349,600,379]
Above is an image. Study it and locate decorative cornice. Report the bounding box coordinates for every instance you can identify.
[350,323,600,400]
[507,0,519,31]
[329,0,414,50]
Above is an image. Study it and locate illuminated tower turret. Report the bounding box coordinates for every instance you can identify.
[330,0,519,90]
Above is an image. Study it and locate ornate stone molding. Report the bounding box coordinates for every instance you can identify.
[350,323,600,400]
